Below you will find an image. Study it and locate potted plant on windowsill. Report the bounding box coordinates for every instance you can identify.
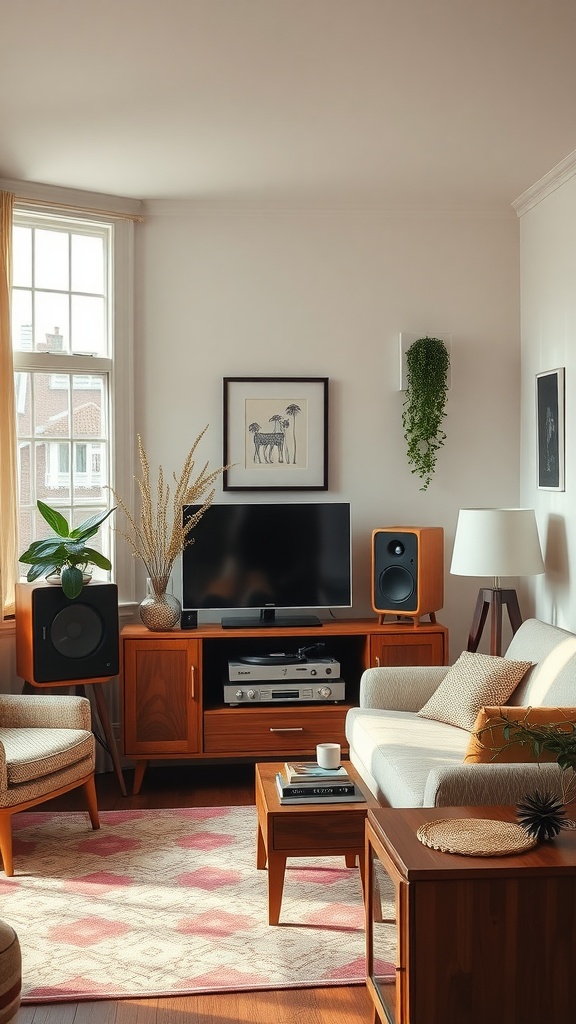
[19,500,115,600]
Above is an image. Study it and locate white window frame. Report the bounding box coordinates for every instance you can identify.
[12,201,136,604]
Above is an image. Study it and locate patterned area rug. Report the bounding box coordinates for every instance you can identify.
[1,806,395,1003]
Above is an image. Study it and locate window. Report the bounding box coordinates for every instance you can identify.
[11,207,134,595]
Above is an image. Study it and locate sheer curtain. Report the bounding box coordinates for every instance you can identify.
[0,191,18,619]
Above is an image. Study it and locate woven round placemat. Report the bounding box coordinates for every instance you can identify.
[416,818,538,857]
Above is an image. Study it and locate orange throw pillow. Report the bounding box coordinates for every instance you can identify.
[464,706,576,763]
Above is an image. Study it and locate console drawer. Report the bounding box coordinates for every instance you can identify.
[203,705,349,755]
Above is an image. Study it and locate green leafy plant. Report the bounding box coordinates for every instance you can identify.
[19,500,115,600]
[481,708,576,805]
[402,336,450,490]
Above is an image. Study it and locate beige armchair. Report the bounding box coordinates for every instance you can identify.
[0,693,99,875]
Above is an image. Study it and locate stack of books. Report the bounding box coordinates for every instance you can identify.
[275,760,364,804]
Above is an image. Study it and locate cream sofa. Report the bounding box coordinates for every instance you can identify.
[345,618,576,807]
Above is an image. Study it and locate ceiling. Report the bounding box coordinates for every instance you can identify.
[2,0,576,209]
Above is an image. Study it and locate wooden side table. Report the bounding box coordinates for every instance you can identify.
[255,761,378,925]
[366,805,576,1024]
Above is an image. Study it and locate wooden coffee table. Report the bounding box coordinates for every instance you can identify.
[255,760,378,925]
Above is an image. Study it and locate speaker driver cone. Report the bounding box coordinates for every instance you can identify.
[379,565,415,604]
[50,605,103,659]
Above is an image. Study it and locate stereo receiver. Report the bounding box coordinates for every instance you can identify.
[223,679,346,705]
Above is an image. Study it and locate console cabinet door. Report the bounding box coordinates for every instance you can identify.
[370,629,447,668]
[123,638,201,756]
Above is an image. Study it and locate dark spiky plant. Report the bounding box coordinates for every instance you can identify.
[516,790,572,841]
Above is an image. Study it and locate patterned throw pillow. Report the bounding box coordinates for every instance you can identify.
[465,706,576,762]
[417,651,532,732]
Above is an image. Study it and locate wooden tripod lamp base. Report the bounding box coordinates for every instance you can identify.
[466,587,523,657]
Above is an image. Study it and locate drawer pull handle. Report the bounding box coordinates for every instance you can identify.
[190,665,195,699]
[375,656,381,667]
[269,727,304,733]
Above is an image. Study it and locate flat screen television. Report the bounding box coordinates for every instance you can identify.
[182,501,352,628]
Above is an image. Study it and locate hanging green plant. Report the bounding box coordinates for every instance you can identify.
[402,336,450,490]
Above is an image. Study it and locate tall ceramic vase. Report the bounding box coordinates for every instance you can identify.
[139,576,181,631]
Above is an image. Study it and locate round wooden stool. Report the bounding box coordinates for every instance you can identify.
[0,919,21,1023]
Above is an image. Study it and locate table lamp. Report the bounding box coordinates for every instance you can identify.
[450,508,544,656]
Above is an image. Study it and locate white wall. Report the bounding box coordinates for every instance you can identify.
[519,171,576,630]
[134,203,521,656]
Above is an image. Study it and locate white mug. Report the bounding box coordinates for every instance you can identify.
[316,742,341,770]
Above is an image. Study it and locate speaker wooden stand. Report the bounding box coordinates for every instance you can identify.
[15,582,127,797]
[372,526,444,626]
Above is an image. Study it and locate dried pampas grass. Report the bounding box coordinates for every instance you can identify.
[111,427,226,589]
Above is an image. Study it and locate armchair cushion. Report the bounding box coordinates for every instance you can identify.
[417,651,532,731]
[464,706,576,763]
[0,728,94,785]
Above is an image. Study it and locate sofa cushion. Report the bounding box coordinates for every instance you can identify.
[346,707,470,807]
[505,620,576,706]
[417,651,532,732]
[465,706,576,763]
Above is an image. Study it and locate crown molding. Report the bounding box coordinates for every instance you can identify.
[512,149,576,218]
[0,176,144,219]
[143,197,515,219]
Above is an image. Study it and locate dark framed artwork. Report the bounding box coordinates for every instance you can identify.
[223,377,329,491]
[536,367,565,491]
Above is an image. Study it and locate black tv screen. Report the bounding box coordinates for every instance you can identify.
[182,501,352,628]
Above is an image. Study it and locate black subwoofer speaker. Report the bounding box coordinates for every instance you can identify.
[15,582,119,685]
[371,527,444,623]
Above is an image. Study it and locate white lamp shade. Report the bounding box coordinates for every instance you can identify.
[450,508,545,578]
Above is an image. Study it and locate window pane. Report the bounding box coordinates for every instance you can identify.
[34,372,70,436]
[34,292,70,352]
[14,372,31,426]
[35,440,71,503]
[11,290,32,351]
[71,295,105,355]
[75,443,87,473]
[58,444,70,473]
[72,234,104,294]
[18,508,33,569]
[13,226,32,287]
[72,374,105,438]
[17,441,32,505]
[35,228,69,290]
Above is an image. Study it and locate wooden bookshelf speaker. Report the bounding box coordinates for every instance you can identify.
[372,526,444,625]
[15,581,120,686]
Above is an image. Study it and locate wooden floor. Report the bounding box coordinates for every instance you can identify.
[17,763,373,1024]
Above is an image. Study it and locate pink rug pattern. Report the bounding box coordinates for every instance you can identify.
[1,806,396,1003]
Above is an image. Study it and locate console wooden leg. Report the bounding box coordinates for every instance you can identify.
[267,852,287,925]
[345,853,356,868]
[132,760,148,795]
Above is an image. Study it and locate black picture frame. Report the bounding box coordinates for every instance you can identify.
[223,377,329,491]
[536,367,565,491]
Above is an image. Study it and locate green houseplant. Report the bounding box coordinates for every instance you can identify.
[402,336,450,490]
[19,500,115,600]
[478,708,576,838]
